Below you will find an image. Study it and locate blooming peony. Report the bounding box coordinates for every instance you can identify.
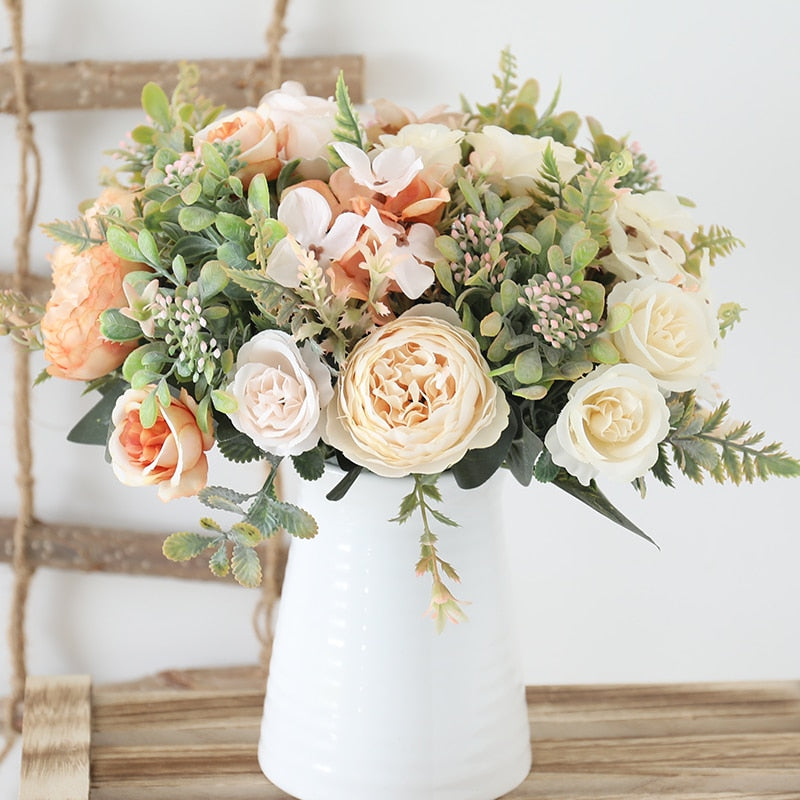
[41,243,142,381]
[545,363,671,485]
[226,330,334,457]
[607,277,718,392]
[323,304,510,477]
[108,387,214,501]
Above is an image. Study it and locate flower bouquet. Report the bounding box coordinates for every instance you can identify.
[5,52,799,632]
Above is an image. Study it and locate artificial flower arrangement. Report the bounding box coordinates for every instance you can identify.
[4,52,799,628]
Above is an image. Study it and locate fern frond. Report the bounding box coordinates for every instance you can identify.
[40,218,106,252]
[690,224,744,265]
[329,71,365,167]
[493,47,518,118]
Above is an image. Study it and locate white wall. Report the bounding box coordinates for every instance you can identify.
[2,0,799,791]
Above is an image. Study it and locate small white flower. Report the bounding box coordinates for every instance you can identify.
[332,141,423,197]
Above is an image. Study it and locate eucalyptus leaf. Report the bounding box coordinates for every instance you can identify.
[99,309,142,342]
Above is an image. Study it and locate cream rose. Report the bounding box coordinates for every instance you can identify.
[323,304,510,477]
[41,243,142,381]
[545,363,670,485]
[226,330,334,457]
[466,125,582,196]
[257,81,338,179]
[194,107,281,183]
[379,123,464,186]
[607,277,718,392]
[109,387,214,501]
[601,190,697,284]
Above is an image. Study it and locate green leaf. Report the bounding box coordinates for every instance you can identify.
[210,389,237,415]
[330,71,365,157]
[434,259,456,297]
[201,141,230,179]
[180,181,202,205]
[141,82,171,129]
[231,521,263,546]
[198,260,229,301]
[273,501,318,539]
[99,309,142,342]
[505,231,541,255]
[514,347,543,384]
[480,310,503,338]
[326,466,363,501]
[136,228,161,268]
[571,237,599,270]
[198,484,251,514]
[247,173,271,215]
[551,472,657,547]
[453,410,517,489]
[106,226,144,263]
[292,448,327,481]
[162,531,215,561]
[215,212,251,243]
[178,206,217,232]
[231,543,262,587]
[606,303,632,334]
[506,419,543,487]
[590,337,620,365]
[209,543,230,577]
[457,176,482,215]
[66,380,127,446]
[533,449,560,483]
[435,234,463,262]
[138,390,159,429]
[215,417,265,463]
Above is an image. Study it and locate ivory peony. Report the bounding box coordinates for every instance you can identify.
[226,330,334,457]
[545,363,671,485]
[323,304,510,477]
[607,277,718,391]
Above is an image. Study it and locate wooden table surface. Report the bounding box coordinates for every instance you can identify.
[17,666,800,799]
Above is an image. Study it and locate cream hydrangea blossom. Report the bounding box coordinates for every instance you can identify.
[601,190,698,284]
[607,277,718,392]
[545,363,671,485]
[323,304,509,477]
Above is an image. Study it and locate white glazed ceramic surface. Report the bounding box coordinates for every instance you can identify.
[258,466,531,800]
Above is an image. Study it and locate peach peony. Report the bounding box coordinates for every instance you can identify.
[108,387,214,501]
[41,243,142,381]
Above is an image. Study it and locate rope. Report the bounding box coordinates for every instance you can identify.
[266,0,290,89]
[2,0,41,760]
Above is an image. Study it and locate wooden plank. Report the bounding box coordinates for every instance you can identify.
[0,517,287,583]
[19,675,91,800]
[15,668,800,799]
[0,55,364,114]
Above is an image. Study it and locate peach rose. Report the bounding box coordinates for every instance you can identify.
[41,243,142,381]
[323,304,510,477]
[108,387,214,501]
[194,107,281,183]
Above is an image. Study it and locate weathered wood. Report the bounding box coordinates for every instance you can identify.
[19,675,91,800]
[18,668,800,799]
[0,517,287,584]
[0,55,364,114]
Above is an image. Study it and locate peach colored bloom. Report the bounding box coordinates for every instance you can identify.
[194,107,281,184]
[108,387,214,501]
[41,243,142,381]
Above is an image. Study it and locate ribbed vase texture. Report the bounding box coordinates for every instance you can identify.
[258,466,531,800]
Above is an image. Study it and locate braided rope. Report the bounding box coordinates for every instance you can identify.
[2,0,41,760]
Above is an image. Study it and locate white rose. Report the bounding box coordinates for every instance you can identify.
[379,123,465,186]
[466,125,582,196]
[258,81,338,179]
[227,330,334,457]
[601,190,697,284]
[323,304,510,477]
[608,277,718,392]
[545,363,670,485]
